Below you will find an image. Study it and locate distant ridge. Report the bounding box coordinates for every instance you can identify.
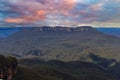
[21,26,98,32]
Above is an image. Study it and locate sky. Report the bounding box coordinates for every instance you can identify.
[0,0,120,27]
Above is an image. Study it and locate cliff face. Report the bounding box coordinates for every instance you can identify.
[0,56,17,80]
[21,26,98,32]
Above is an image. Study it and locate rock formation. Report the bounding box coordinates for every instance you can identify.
[0,55,17,80]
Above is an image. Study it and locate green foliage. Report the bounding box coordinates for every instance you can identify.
[0,55,5,66]
[6,56,18,65]
[19,59,117,80]
[0,55,119,80]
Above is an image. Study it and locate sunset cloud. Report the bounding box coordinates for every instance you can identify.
[4,18,25,23]
[0,0,120,27]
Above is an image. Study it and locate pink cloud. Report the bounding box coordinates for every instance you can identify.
[5,0,77,24]
[3,0,120,26]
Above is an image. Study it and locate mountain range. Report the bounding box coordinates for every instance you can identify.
[0,26,120,62]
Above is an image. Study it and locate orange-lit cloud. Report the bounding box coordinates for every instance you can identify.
[4,18,25,23]
[63,0,76,9]
[5,9,46,23]
[5,15,46,23]
[35,10,46,15]
[22,15,46,21]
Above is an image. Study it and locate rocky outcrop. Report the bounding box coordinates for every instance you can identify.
[0,55,18,80]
